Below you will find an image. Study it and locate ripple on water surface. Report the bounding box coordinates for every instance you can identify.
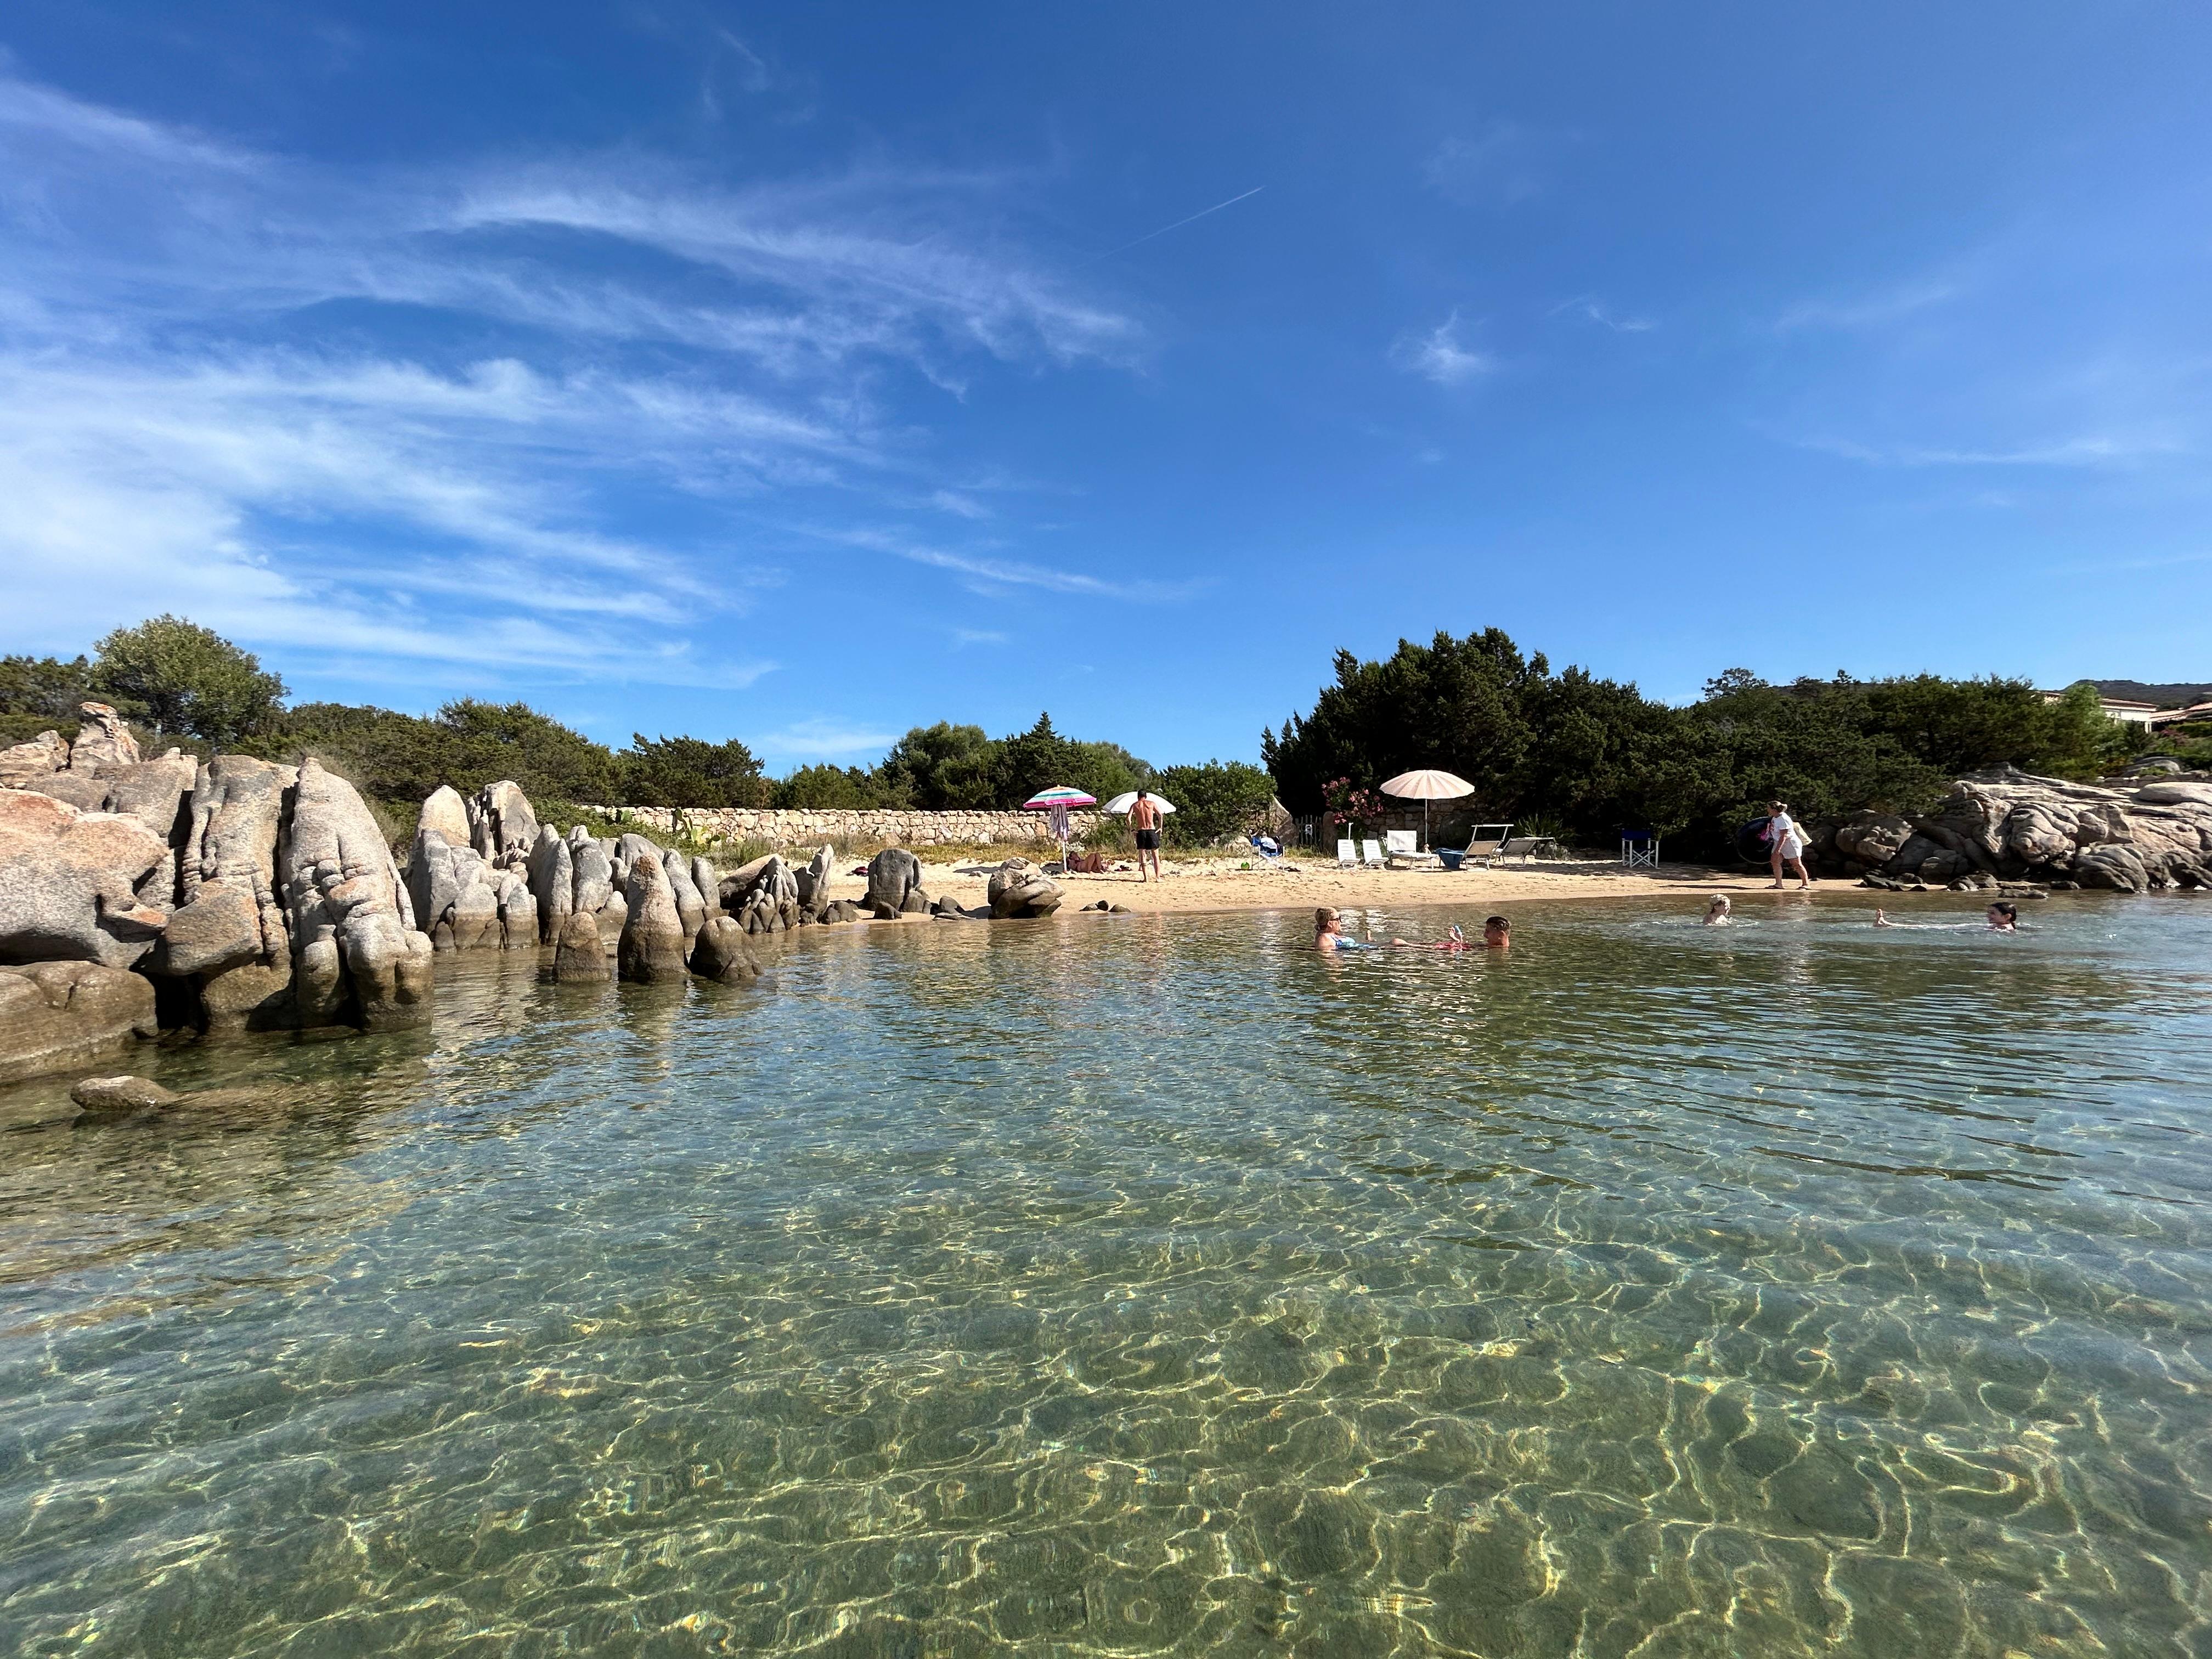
[2,894,2211,1657]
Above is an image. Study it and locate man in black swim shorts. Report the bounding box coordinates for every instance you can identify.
[1128,788,1164,882]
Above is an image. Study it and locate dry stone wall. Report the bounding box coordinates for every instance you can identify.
[589,807,1105,848]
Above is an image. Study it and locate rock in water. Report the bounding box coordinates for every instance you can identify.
[571,836,614,919]
[475,781,540,866]
[0,789,170,968]
[66,702,139,772]
[618,855,687,983]
[794,844,836,916]
[0,961,159,1077]
[70,1074,179,1115]
[176,755,294,980]
[735,855,799,933]
[284,758,435,1031]
[614,833,659,885]
[417,785,472,849]
[527,827,574,943]
[690,855,719,915]
[553,908,609,982]
[866,848,924,919]
[987,857,1065,919]
[0,730,68,788]
[405,828,503,950]
[689,916,762,984]
[493,869,538,947]
[662,849,707,942]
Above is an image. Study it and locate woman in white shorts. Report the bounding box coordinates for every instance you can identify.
[1766,799,1813,890]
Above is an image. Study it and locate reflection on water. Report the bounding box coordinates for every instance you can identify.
[3,895,2211,1656]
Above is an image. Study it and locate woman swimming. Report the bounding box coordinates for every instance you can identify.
[1316,907,1389,951]
[1703,895,1733,926]
[1873,902,2019,932]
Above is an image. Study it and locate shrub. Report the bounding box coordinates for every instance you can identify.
[1158,760,1277,847]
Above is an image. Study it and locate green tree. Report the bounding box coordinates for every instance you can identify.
[621,733,770,808]
[90,615,287,744]
[0,654,97,721]
[775,763,882,809]
[1156,760,1277,847]
[877,721,997,808]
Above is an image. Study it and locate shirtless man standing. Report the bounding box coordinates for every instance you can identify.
[1127,788,1164,883]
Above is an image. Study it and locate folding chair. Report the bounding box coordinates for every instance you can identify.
[1620,828,1660,869]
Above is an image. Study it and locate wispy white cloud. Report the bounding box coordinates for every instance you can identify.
[1775,278,1960,333]
[1423,122,1555,206]
[749,718,897,759]
[1551,295,1654,332]
[952,628,1008,646]
[812,526,1200,601]
[1391,311,1495,386]
[1793,431,2185,469]
[0,64,1155,683]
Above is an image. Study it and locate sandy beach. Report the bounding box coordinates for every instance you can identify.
[821,851,1796,916]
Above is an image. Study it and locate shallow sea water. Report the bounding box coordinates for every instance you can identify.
[3,892,2211,1657]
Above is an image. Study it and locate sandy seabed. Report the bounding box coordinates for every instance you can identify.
[819,853,1801,917]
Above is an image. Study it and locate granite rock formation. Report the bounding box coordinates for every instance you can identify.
[0,789,170,969]
[618,855,687,983]
[0,960,160,1079]
[986,857,1065,919]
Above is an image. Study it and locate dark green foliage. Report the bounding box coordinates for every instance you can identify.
[276,698,626,805]
[774,763,885,809]
[1266,631,2153,856]
[622,732,770,809]
[989,713,1147,809]
[0,654,97,721]
[90,615,287,745]
[877,722,995,808]
[1156,760,1277,847]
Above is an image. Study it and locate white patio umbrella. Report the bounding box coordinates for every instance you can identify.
[1101,791,1176,815]
[1380,769,1475,850]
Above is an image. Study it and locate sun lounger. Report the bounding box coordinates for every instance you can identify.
[1249,833,1285,862]
[1498,834,1563,862]
[1337,838,1357,868]
[1383,829,1440,869]
[1438,822,1515,871]
[1361,838,1386,868]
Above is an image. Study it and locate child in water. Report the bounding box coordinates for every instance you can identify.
[1703,895,1733,926]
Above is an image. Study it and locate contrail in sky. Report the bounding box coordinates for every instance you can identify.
[1076,185,1266,268]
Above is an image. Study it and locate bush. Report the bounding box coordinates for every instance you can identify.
[91,615,287,745]
[1157,761,1277,847]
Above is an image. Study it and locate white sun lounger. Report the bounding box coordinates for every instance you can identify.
[1361,838,1386,868]
[1384,829,1440,868]
[1337,838,1357,868]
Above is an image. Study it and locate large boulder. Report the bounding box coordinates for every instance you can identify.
[174,755,294,979]
[987,857,1065,919]
[493,869,538,949]
[418,786,472,848]
[794,845,836,916]
[0,730,67,788]
[735,855,800,934]
[0,960,159,1079]
[614,833,659,887]
[0,789,170,968]
[866,848,925,919]
[553,909,608,981]
[66,702,139,772]
[527,827,574,943]
[618,855,687,983]
[1831,812,1911,871]
[19,771,110,812]
[471,780,540,867]
[571,834,614,919]
[100,751,199,906]
[405,828,502,950]
[662,849,707,942]
[283,759,435,1031]
[690,855,719,917]
[688,916,762,984]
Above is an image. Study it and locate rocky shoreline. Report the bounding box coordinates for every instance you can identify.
[1808,766,2212,894]
[0,707,1076,1083]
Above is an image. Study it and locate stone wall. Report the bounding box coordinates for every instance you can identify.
[586,806,1107,848]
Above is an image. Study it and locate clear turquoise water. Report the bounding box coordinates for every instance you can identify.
[3,894,2211,1657]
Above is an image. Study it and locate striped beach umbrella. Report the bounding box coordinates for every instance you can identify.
[1022,786,1097,866]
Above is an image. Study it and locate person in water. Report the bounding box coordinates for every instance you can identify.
[1483,915,1510,949]
[1873,902,2019,932]
[1316,907,1385,951]
[1704,894,1733,926]
[1765,800,1814,891]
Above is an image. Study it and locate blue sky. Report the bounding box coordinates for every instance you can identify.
[3,5,2208,767]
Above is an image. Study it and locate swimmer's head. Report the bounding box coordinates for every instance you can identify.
[1315,907,1339,932]
[1988,901,2018,928]
[1482,915,1510,945]
[1707,894,1731,913]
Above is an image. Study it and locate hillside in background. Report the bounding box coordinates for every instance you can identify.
[2091,681,2212,708]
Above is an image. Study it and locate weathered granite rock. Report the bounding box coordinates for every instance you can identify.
[0,730,67,788]
[1829,768,2212,892]
[20,771,111,812]
[66,702,139,772]
[283,759,434,1031]
[101,751,199,907]
[493,868,538,948]
[867,848,924,919]
[688,916,762,984]
[793,844,836,913]
[199,959,296,1032]
[662,849,707,942]
[70,1074,179,1115]
[407,828,502,950]
[618,855,687,983]
[419,786,472,848]
[987,857,1064,919]
[0,961,159,1079]
[471,780,540,867]
[571,836,614,919]
[1830,812,1912,872]
[527,827,574,943]
[175,755,293,979]
[614,833,659,890]
[553,916,614,982]
[0,789,170,968]
[690,855,719,917]
[157,879,263,977]
[735,855,800,934]
[553,908,609,982]
[820,899,862,924]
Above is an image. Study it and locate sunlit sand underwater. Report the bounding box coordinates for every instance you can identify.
[3,894,2210,1657]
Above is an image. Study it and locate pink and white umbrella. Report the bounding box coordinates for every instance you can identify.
[1022,786,1097,865]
